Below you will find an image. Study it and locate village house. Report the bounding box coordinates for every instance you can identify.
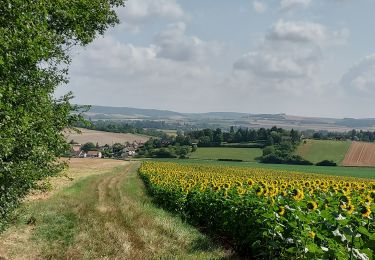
[70,144,82,157]
[79,150,102,158]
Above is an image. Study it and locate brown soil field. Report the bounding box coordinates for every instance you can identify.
[64,128,150,146]
[342,141,375,167]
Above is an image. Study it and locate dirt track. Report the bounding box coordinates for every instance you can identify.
[0,159,229,259]
[342,142,375,167]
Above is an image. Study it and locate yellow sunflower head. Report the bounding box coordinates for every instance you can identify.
[277,206,285,216]
[307,201,318,211]
[346,204,355,215]
[360,205,372,219]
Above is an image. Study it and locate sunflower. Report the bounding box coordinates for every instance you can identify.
[256,187,264,196]
[247,178,254,186]
[360,205,372,218]
[308,231,316,239]
[346,204,355,215]
[277,206,285,216]
[223,183,231,190]
[292,189,304,201]
[237,187,246,196]
[370,190,375,199]
[364,196,373,204]
[339,195,351,209]
[306,201,318,211]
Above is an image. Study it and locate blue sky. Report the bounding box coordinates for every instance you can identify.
[56,0,375,118]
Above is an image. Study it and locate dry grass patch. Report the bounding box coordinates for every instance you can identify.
[0,160,231,259]
[64,128,150,146]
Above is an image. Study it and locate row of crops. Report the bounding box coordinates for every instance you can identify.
[139,162,375,259]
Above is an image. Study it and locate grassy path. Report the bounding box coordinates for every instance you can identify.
[0,160,230,259]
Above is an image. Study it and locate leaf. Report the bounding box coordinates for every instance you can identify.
[286,247,298,253]
[306,242,324,253]
[358,226,375,241]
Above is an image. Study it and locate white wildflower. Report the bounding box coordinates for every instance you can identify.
[335,214,346,220]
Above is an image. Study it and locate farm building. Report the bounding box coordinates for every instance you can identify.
[80,151,103,158]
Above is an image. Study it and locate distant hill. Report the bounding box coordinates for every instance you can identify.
[81,105,375,131]
[88,105,184,119]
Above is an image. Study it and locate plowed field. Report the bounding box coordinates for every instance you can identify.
[342,141,375,167]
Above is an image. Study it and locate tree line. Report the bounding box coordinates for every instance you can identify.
[186,126,301,147]
[76,120,169,138]
[311,129,375,142]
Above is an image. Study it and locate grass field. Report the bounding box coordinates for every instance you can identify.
[296,139,351,164]
[156,159,375,179]
[190,147,262,162]
[0,159,230,259]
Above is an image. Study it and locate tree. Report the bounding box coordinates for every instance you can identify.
[290,129,300,143]
[176,146,191,159]
[263,146,275,156]
[198,136,212,147]
[0,0,125,229]
[213,128,223,144]
[81,142,96,152]
[112,143,125,158]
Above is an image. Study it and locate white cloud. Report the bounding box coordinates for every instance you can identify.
[154,23,221,62]
[280,0,311,11]
[341,54,375,94]
[234,52,307,79]
[116,0,185,31]
[266,20,327,45]
[62,25,222,111]
[233,20,348,94]
[253,1,267,13]
[267,20,349,47]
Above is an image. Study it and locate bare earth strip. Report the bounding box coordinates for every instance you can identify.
[343,141,375,167]
[64,128,150,146]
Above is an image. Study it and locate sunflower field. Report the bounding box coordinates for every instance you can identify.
[139,161,375,259]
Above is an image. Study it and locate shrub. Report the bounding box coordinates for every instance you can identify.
[316,160,337,166]
[259,153,313,165]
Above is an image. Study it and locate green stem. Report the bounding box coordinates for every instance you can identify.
[349,232,354,260]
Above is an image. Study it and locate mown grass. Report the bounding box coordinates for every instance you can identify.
[190,147,262,162]
[156,159,375,179]
[0,161,231,259]
[296,139,351,164]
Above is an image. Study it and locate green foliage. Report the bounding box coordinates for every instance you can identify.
[263,146,275,156]
[259,140,311,165]
[0,0,125,230]
[77,120,169,138]
[81,142,96,152]
[187,127,301,147]
[260,153,314,165]
[316,160,338,167]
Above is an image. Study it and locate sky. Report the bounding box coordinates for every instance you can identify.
[56,0,375,118]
